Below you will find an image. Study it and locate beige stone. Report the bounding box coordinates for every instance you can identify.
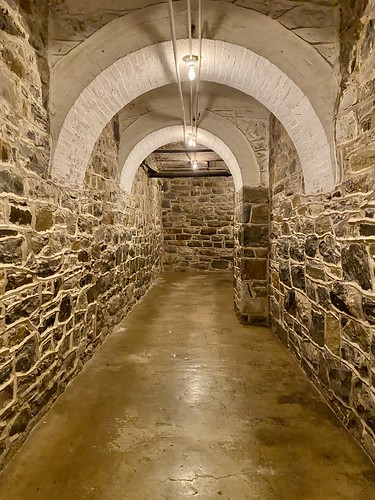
[325,314,341,355]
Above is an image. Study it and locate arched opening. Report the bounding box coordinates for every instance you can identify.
[50,39,336,194]
[120,125,248,193]
[120,123,267,322]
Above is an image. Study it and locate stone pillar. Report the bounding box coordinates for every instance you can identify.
[234,187,269,324]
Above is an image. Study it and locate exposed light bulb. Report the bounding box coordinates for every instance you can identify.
[187,133,196,147]
[191,160,198,169]
[187,62,196,81]
[183,55,198,81]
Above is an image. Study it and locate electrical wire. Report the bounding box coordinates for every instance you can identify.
[167,0,187,140]
[194,0,202,137]
[187,0,193,59]
[190,76,194,138]
[167,0,202,154]
[187,0,194,139]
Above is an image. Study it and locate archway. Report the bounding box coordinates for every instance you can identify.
[119,113,261,193]
[50,39,336,194]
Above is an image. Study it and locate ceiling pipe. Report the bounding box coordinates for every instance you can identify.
[194,0,202,137]
[167,0,187,140]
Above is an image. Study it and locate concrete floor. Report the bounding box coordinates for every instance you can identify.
[0,273,374,499]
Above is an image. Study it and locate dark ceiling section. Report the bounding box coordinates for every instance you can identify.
[144,141,231,178]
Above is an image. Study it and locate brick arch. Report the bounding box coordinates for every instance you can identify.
[51,39,336,194]
[119,111,261,193]
[121,125,243,193]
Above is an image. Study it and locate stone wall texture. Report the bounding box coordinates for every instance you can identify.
[161,177,234,271]
[234,187,269,325]
[0,2,163,469]
[0,0,374,473]
[269,6,375,452]
[269,2,375,462]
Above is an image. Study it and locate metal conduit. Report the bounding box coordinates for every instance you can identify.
[167,0,187,140]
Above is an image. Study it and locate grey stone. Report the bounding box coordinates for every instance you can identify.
[251,205,268,224]
[279,261,291,287]
[243,225,268,247]
[9,206,32,226]
[327,357,352,405]
[359,223,375,237]
[9,408,32,436]
[319,234,339,263]
[0,170,23,195]
[362,297,375,325]
[330,283,351,316]
[0,229,17,237]
[0,384,13,413]
[305,235,319,257]
[342,319,370,353]
[306,260,326,281]
[277,239,289,259]
[37,257,62,278]
[58,296,72,323]
[242,186,268,204]
[284,290,296,316]
[291,266,305,291]
[6,296,39,325]
[289,238,305,262]
[5,270,33,291]
[342,243,372,291]
[0,238,23,265]
[15,339,38,373]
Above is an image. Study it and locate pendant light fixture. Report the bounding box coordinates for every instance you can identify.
[187,132,197,147]
[191,158,198,169]
[167,0,203,152]
[183,54,198,81]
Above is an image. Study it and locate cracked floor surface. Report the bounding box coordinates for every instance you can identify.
[0,272,374,499]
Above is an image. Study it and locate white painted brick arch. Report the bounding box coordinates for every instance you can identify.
[51,39,336,194]
[121,126,243,192]
[118,110,261,193]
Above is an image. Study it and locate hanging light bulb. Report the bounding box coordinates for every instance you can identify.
[183,55,198,82]
[187,133,196,148]
[191,159,198,169]
[187,60,196,81]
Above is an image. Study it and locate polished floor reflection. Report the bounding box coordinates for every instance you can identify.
[0,272,374,499]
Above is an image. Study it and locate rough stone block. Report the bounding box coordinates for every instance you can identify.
[241,186,268,204]
[310,310,325,347]
[342,319,370,353]
[9,206,32,226]
[362,297,375,325]
[0,170,23,195]
[241,259,267,280]
[251,204,269,224]
[242,224,268,247]
[0,237,23,265]
[342,243,372,291]
[35,209,54,232]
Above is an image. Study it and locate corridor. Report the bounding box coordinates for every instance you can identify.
[0,273,374,499]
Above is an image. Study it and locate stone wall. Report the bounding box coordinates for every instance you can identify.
[161,177,234,271]
[269,3,375,461]
[234,187,269,325]
[269,108,375,459]
[0,1,163,469]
